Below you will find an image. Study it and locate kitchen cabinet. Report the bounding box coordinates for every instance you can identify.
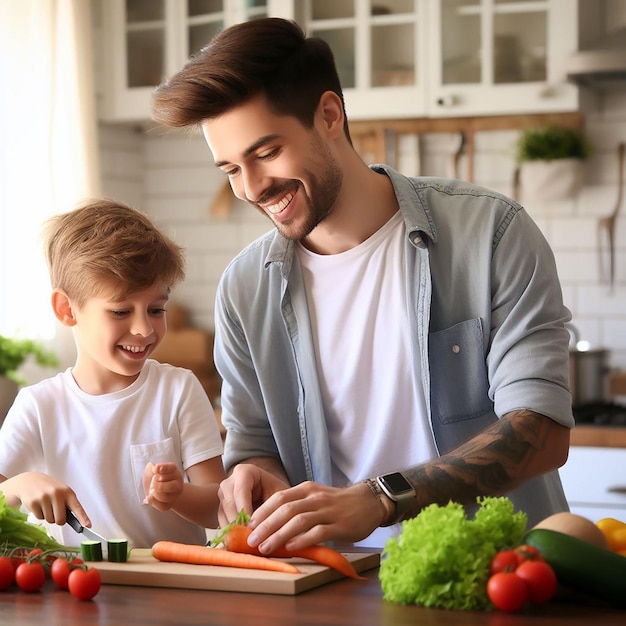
[426,0,579,117]
[559,444,626,523]
[100,0,270,122]
[100,0,579,122]
[305,0,579,119]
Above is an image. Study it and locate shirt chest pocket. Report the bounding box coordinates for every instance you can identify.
[429,318,494,425]
[129,437,179,505]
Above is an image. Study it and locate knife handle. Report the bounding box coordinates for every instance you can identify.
[65,507,84,533]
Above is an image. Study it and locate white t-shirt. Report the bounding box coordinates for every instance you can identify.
[297,211,435,548]
[0,359,223,548]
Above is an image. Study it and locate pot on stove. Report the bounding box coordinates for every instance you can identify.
[566,322,610,406]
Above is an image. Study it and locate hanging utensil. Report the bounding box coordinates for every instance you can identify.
[209,180,235,218]
[451,131,466,179]
[598,142,625,291]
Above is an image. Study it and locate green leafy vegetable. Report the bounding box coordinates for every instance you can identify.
[0,491,70,552]
[379,496,527,610]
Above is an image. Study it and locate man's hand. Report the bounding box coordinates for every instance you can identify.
[143,461,184,511]
[243,481,386,554]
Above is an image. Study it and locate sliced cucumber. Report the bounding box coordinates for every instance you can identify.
[107,539,129,562]
[80,540,103,562]
[522,528,626,607]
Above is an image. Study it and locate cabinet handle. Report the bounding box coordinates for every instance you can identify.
[607,486,626,494]
[436,95,459,107]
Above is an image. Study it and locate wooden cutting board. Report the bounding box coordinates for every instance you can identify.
[96,549,380,595]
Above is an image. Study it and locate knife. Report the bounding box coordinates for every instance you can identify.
[65,507,107,544]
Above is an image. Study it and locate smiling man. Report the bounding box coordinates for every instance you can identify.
[152,18,574,551]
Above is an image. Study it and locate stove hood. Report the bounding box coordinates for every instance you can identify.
[567,27,626,84]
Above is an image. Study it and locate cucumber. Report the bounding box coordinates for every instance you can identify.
[107,539,129,562]
[80,540,103,562]
[522,528,626,607]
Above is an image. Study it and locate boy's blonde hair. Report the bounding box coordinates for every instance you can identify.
[44,199,185,308]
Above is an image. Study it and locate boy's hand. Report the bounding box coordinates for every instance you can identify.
[0,471,90,527]
[143,461,184,511]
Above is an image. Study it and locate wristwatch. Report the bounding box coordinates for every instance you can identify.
[367,472,417,527]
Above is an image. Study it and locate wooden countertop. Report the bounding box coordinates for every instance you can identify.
[1,567,624,625]
[571,425,626,448]
[609,371,626,397]
[570,370,626,447]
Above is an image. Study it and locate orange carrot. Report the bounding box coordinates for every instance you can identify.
[223,525,366,580]
[151,540,301,574]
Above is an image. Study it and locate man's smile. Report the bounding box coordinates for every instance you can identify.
[265,191,294,215]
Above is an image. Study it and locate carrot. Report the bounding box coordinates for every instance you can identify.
[223,524,367,581]
[151,540,301,575]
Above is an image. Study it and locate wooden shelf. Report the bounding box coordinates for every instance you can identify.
[348,111,584,182]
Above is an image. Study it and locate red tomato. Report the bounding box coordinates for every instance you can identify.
[514,544,544,565]
[68,567,101,601]
[0,556,14,590]
[490,549,519,574]
[515,560,557,604]
[50,557,71,590]
[50,556,83,590]
[10,549,29,572]
[487,572,528,613]
[15,562,46,593]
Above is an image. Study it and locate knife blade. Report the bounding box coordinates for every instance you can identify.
[65,507,107,544]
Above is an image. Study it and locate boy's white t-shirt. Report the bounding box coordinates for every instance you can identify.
[297,210,435,548]
[0,359,223,548]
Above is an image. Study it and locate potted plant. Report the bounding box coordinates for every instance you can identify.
[517,126,592,202]
[0,334,58,422]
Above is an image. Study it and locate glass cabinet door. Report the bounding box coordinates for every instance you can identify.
[440,0,548,87]
[185,0,224,57]
[184,1,269,57]
[303,0,424,118]
[431,0,576,116]
[125,0,167,88]
[305,0,418,90]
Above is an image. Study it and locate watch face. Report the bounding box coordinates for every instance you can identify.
[380,472,413,495]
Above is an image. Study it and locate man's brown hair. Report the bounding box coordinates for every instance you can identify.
[43,199,185,307]
[152,17,351,140]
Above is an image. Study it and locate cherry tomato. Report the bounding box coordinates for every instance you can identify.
[0,556,15,590]
[15,561,46,593]
[50,557,71,590]
[68,567,101,601]
[515,560,557,604]
[10,549,29,573]
[490,550,519,575]
[487,572,528,613]
[514,544,544,565]
[50,556,84,590]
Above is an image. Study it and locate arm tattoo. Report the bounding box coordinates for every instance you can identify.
[403,410,555,518]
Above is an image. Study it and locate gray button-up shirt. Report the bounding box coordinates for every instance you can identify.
[215,165,574,527]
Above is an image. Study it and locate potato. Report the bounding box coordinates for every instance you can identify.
[533,512,609,549]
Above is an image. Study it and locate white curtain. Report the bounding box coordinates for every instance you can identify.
[0,0,101,372]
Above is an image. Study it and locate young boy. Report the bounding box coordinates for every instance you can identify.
[0,199,225,548]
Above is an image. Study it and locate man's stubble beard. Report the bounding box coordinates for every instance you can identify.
[255,133,343,241]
